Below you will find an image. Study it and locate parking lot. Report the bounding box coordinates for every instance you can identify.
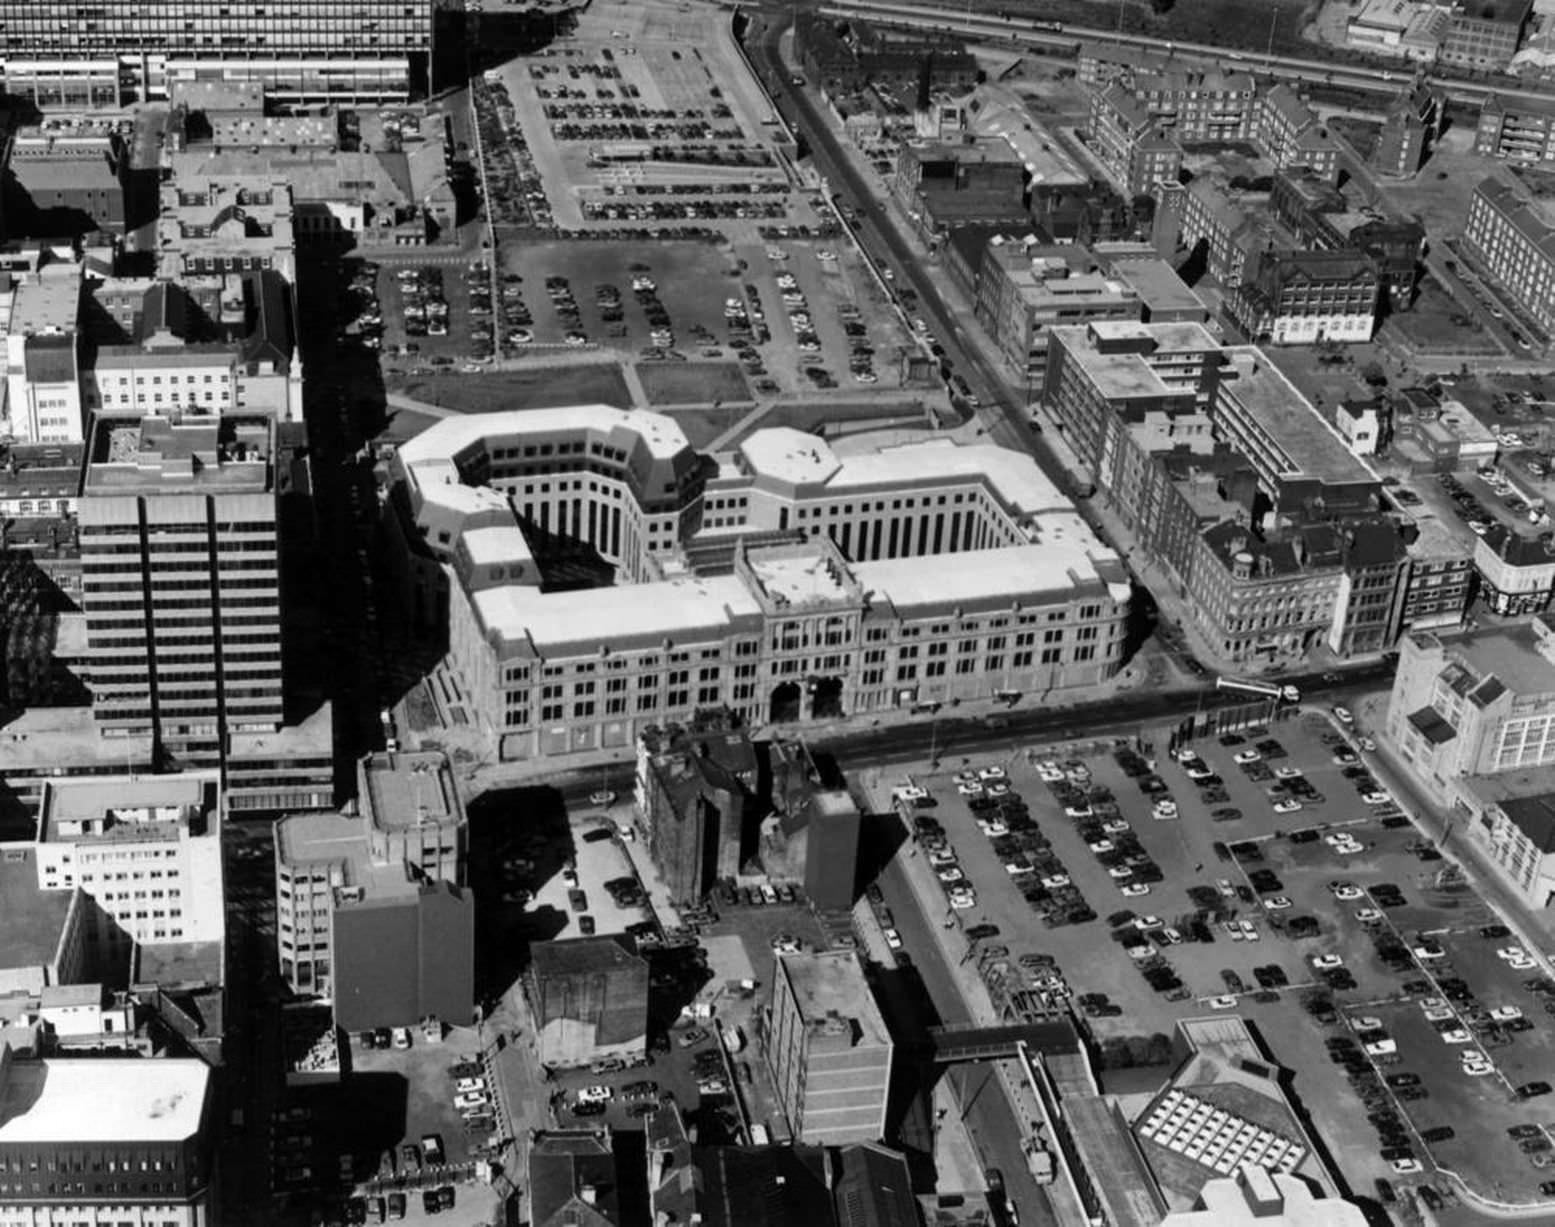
[497,235,913,392]
[884,707,1555,1210]
[485,3,809,234]
[374,259,497,373]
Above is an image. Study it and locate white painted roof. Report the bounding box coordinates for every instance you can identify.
[0,1058,208,1142]
[397,404,691,465]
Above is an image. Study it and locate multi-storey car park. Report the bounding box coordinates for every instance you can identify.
[385,406,1132,760]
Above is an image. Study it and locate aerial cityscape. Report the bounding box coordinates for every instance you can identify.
[4,0,1555,1224]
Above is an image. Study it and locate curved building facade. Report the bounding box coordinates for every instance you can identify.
[389,406,1132,760]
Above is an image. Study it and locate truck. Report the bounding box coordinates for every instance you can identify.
[1025,1144,1055,1185]
[1215,675,1300,704]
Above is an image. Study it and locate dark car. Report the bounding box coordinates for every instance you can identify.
[1422,1126,1455,1144]
[1374,1178,1395,1204]
[1518,1081,1553,1099]
[965,924,1001,941]
[423,1190,442,1215]
[1418,1187,1443,1211]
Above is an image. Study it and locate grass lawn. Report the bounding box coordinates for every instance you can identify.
[387,364,633,414]
[974,0,1331,58]
[1389,278,1498,354]
[635,362,752,407]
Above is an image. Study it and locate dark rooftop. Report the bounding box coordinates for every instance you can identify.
[529,1130,620,1227]
[1501,794,1555,852]
[0,851,77,974]
[1406,707,1457,746]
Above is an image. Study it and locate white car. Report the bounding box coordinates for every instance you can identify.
[454,1091,489,1110]
[455,1077,487,1094]
[1361,791,1391,805]
[1423,1006,1456,1023]
[1355,907,1384,924]
[1184,763,1213,780]
[937,866,966,884]
[1263,895,1293,911]
[948,892,977,911]
[928,849,957,868]
[954,771,978,784]
[1310,954,1344,970]
[1274,766,1304,780]
[1391,1158,1423,1175]
[1358,736,1377,752]
[1064,805,1093,819]
[1412,944,1446,961]
[978,766,1007,780]
[1108,866,1134,880]
[1364,1038,1398,1056]
[1136,915,1163,930]
[1509,956,1538,971]
[1041,875,1071,889]
[1225,921,1245,941]
[985,781,1012,797]
[1153,805,1179,821]
[1272,799,1303,814]
[1440,1028,1472,1044]
[1490,1005,1524,1022]
[957,782,984,797]
[1037,765,1065,782]
[884,928,903,950]
[1125,943,1153,960]
[1088,839,1115,853]
[1233,749,1262,764]
[1330,838,1361,854]
[1497,945,1530,962]
[1351,1016,1384,1031]
[892,785,928,803]
[1461,1057,1496,1077]
[577,1085,614,1102]
[1333,705,1353,725]
[984,820,1009,836]
[1208,995,1238,1010]
[1121,883,1151,897]
[1103,819,1131,835]
[1239,920,1260,941]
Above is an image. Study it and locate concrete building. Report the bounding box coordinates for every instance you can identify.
[893,138,1029,238]
[83,271,302,424]
[794,14,977,98]
[272,750,468,1015]
[0,1049,214,1226]
[0,0,433,109]
[1374,83,1446,177]
[225,703,337,819]
[977,242,1141,387]
[1162,1166,1366,1226]
[527,1130,622,1227]
[4,124,129,236]
[1228,249,1379,345]
[1154,177,1274,290]
[1476,92,1555,164]
[167,137,456,249]
[34,771,224,953]
[156,173,296,287]
[80,411,281,768]
[0,847,90,996]
[1464,174,1555,334]
[1385,615,1555,905]
[768,950,892,1146]
[388,408,1132,762]
[0,707,154,842]
[1086,84,1184,198]
[1,258,84,445]
[1387,616,1555,790]
[1102,251,1213,324]
[1268,169,1426,309]
[635,713,756,905]
[1345,0,1451,61]
[1255,84,1340,183]
[1441,0,1531,71]
[526,937,649,1070]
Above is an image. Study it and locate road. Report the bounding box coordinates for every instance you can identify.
[753,12,1109,529]
[483,661,1394,806]
[808,0,1554,109]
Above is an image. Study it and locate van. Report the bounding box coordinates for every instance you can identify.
[749,1123,770,1145]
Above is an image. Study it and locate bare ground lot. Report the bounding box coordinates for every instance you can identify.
[387,364,633,412]
[637,362,752,406]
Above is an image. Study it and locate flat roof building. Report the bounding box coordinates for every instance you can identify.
[526,936,649,1070]
[1162,1168,1367,1226]
[389,408,1132,762]
[35,771,224,952]
[0,0,432,109]
[81,411,280,768]
[0,1048,214,1225]
[1464,174,1555,335]
[768,950,892,1145]
[273,751,471,1028]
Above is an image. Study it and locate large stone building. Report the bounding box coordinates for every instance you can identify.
[525,936,649,1070]
[768,950,892,1146]
[387,407,1132,762]
[0,0,433,109]
[80,411,281,768]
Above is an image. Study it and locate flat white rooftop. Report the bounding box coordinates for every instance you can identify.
[0,1058,208,1143]
[398,404,692,465]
